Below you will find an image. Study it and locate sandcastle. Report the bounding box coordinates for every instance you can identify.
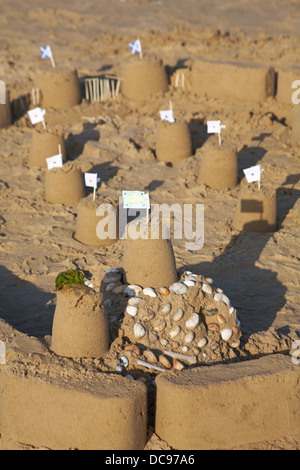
[28,128,67,168]
[45,161,85,205]
[121,56,169,100]
[198,138,238,190]
[74,195,119,247]
[232,180,277,232]
[34,66,82,110]
[155,119,192,164]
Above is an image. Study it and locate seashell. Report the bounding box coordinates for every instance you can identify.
[202,283,212,295]
[184,271,192,275]
[229,307,235,315]
[214,292,230,306]
[158,287,170,296]
[124,285,142,296]
[230,339,240,348]
[216,287,223,293]
[133,323,146,339]
[185,313,200,330]
[128,296,143,306]
[184,331,195,343]
[153,319,166,332]
[173,359,185,371]
[207,322,220,332]
[143,287,157,298]
[160,302,172,315]
[159,355,172,369]
[202,308,218,317]
[173,308,184,322]
[197,337,208,348]
[232,325,240,335]
[143,350,158,364]
[116,364,123,372]
[124,344,140,355]
[217,314,226,324]
[181,345,189,353]
[221,328,233,341]
[169,325,181,339]
[103,272,121,284]
[160,338,168,347]
[148,330,159,343]
[120,355,129,367]
[169,282,188,295]
[126,305,138,317]
[105,281,121,291]
[142,310,155,322]
[112,284,126,295]
[184,280,196,287]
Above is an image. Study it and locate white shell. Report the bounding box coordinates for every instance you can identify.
[229,307,235,315]
[181,345,189,353]
[124,285,142,296]
[214,292,230,306]
[221,328,233,341]
[143,287,157,298]
[184,331,195,343]
[160,302,172,314]
[169,325,181,339]
[185,313,200,330]
[184,280,196,287]
[133,323,146,339]
[202,283,212,294]
[103,272,121,284]
[128,297,143,306]
[126,305,138,317]
[120,355,129,367]
[153,319,166,332]
[173,308,184,322]
[197,337,208,348]
[169,282,188,295]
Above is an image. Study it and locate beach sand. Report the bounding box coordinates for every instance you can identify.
[0,0,299,450]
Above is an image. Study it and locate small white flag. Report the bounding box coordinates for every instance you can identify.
[207,120,226,134]
[243,165,263,183]
[129,39,142,55]
[46,153,63,170]
[40,45,53,60]
[28,107,46,125]
[85,173,100,189]
[159,109,175,123]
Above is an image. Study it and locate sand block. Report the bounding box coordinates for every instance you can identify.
[155,354,300,450]
[45,161,85,205]
[122,57,169,100]
[0,90,12,128]
[156,120,192,164]
[291,105,300,146]
[276,66,300,104]
[35,67,82,110]
[29,129,67,168]
[0,364,147,450]
[191,59,275,102]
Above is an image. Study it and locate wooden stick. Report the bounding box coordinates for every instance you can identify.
[116,79,120,97]
[50,55,56,68]
[136,358,166,372]
[100,79,104,101]
[163,350,197,365]
[175,72,179,88]
[85,80,89,101]
[218,131,221,146]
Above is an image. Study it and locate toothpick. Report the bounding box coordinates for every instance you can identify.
[218,131,221,146]
[93,186,96,201]
[58,144,61,156]
[50,55,56,68]
[175,72,179,88]
[116,79,120,97]
[258,180,261,191]
[169,100,173,111]
[42,120,46,130]
[100,79,104,101]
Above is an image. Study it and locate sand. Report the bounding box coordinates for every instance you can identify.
[0,0,299,450]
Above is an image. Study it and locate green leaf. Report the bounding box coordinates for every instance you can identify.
[55,269,85,291]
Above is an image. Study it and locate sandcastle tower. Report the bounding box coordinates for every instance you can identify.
[28,128,67,168]
[232,180,277,232]
[51,272,109,358]
[198,138,238,190]
[45,161,85,205]
[0,90,12,128]
[74,195,119,247]
[34,66,82,110]
[121,56,169,100]
[155,119,192,164]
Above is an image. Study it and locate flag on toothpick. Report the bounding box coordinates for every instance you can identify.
[129,39,143,58]
[46,153,63,170]
[84,173,100,189]
[159,109,175,123]
[28,107,46,126]
[207,120,226,134]
[243,165,263,183]
[40,45,55,67]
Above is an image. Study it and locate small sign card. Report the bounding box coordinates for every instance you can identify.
[28,107,46,126]
[122,191,150,209]
[46,153,63,170]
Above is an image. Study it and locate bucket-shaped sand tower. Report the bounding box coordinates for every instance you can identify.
[28,128,67,168]
[74,195,119,247]
[121,57,169,100]
[291,105,300,146]
[155,120,192,164]
[232,182,277,232]
[35,66,82,110]
[45,161,85,205]
[51,282,109,358]
[123,222,177,288]
[0,90,12,128]
[198,139,238,190]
